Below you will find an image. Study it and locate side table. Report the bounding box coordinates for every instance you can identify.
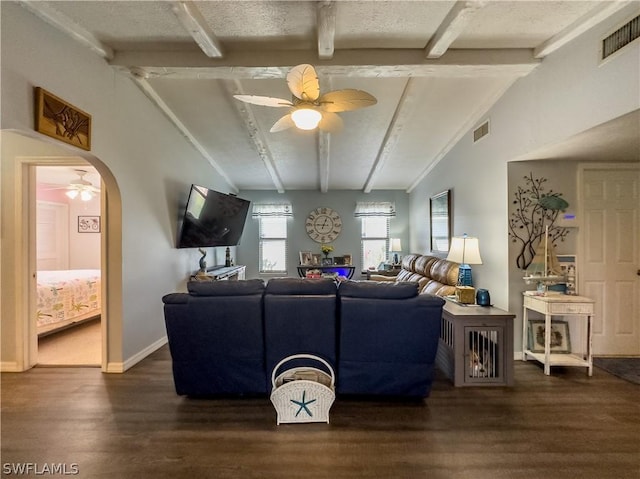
[436,300,515,387]
[522,292,594,376]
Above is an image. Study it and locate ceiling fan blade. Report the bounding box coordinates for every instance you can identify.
[233,95,292,108]
[318,111,343,133]
[318,89,377,112]
[287,64,320,102]
[270,113,295,132]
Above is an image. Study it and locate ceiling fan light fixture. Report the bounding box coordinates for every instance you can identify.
[80,190,94,201]
[65,189,79,200]
[291,108,322,130]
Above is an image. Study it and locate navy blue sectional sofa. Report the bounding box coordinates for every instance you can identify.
[162,277,445,398]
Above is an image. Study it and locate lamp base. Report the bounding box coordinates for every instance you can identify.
[457,264,473,287]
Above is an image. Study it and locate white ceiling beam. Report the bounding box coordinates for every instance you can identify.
[171,1,224,58]
[363,79,421,193]
[19,0,113,60]
[227,80,285,193]
[126,70,237,191]
[425,1,487,59]
[318,132,330,193]
[534,1,633,59]
[111,49,540,79]
[317,1,337,60]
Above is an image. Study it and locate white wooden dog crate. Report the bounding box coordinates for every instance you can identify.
[436,301,515,387]
[270,354,335,425]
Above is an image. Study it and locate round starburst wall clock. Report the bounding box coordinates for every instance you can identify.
[305,207,342,243]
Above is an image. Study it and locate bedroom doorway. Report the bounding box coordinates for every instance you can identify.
[34,164,103,367]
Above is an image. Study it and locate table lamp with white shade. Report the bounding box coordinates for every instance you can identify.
[389,238,402,265]
[446,234,482,303]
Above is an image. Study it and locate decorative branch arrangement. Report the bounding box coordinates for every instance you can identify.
[508,172,570,270]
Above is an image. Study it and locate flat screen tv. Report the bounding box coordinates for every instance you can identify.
[177,185,250,248]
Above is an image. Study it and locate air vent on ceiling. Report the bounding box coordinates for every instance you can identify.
[602,14,639,60]
[473,120,489,143]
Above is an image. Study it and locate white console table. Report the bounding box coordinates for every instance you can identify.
[522,292,594,376]
[190,265,246,281]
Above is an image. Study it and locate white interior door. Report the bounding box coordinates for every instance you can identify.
[36,201,69,270]
[581,165,639,356]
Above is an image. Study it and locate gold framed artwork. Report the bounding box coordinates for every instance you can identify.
[34,87,92,151]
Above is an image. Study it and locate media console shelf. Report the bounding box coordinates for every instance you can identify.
[191,265,246,281]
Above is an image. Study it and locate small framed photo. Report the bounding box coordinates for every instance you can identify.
[299,251,313,265]
[333,256,345,265]
[78,215,100,233]
[342,254,352,265]
[321,258,334,266]
[528,320,571,353]
[311,253,322,265]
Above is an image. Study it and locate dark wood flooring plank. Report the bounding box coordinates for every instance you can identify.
[2,346,639,479]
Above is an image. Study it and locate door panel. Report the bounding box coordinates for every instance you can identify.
[582,167,639,355]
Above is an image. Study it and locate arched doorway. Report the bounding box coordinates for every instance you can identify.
[0,129,123,372]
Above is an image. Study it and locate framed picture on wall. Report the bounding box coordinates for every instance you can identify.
[78,215,100,233]
[430,190,451,253]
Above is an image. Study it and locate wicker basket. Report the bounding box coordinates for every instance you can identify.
[270,354,336,425]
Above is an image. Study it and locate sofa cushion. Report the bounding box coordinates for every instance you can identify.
[339,280,419,299]
[265,277,337,295]
[187,279,265,296]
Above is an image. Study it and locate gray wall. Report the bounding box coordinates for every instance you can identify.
[236,190,410,279]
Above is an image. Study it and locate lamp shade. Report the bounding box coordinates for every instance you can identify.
[389,238,402,252]
[446,235,482,265]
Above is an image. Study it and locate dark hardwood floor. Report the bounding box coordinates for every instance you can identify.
[2,346,639,479]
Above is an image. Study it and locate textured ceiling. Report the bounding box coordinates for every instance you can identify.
[21,0,639,193]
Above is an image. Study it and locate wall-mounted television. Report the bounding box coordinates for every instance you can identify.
[177,185,250,248]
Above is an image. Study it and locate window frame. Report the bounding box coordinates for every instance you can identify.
[258,216,288,274]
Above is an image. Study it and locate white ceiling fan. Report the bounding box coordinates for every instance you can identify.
[58,169,100,201]
[233,64,377,133]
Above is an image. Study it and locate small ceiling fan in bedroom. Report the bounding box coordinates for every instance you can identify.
[233,64,377,133]
[59,169,100,201]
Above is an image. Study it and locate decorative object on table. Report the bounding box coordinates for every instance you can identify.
[333,256,345,265]
[321,257,334,266]
[299,251,313,265]
[389,238,402,264]
[34,87,92,150]
[557,255,578,295]
[225,247,232,267]
[527,319,571,354]
[77,215,100,233]
[270,354,335,425]
[523,225,566,295]
[311,253,322,265]
[430,190,451,253]
[306,208,342,242]
[197,248,207,273]
[233,63,376,133]
[476,289,491,306]
[446,234,482,304]
[508,172,570,270]
[342,254,352,265]
[305,269,322,279]
[321,243,334,259]
[455,286,475,304]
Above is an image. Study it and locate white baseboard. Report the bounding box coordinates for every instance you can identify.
[104,336,167,373]
[0,361,22,372]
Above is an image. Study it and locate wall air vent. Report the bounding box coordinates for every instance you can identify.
[473,120,489,143]
[602,15,639,60]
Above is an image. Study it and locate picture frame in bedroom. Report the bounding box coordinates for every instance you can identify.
[78,215,100,233]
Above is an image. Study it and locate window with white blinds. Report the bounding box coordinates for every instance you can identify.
[360,216,390,270]
[253,204,291,274]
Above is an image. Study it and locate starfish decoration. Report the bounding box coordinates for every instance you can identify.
[290,390,316,418]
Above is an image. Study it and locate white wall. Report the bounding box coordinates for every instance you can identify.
[409,4,639,343]
[1,3,234,368]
